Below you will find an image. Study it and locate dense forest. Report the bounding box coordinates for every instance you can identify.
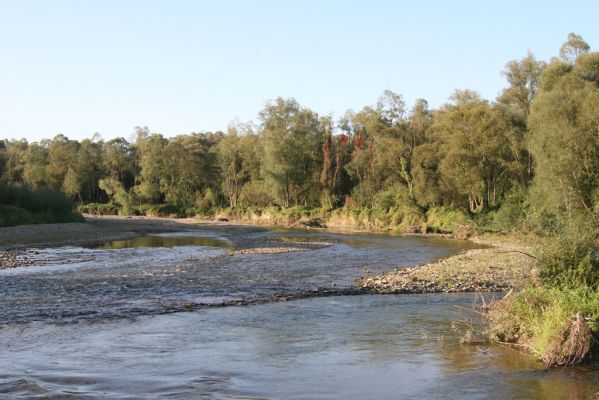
[1,33,598,234]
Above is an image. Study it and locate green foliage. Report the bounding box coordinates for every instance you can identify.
[78,202,121,216]
[260,98,324,207]
[425,206,469,233]
[488,187,528,232]
[488,287,599,356]
[239,180,275,207]
[0,182,83,226]
[0,33,597,241]
[528,52,599,218]
[537,226,599,290]
[195,188,218,211]
[433,90,517,212]
[98,177,134,215]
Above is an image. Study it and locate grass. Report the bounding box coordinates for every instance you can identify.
[76,201,481,235]
[486,225,599,366]
[487,287,599,363]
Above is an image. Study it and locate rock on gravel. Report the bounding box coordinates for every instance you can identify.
[357,243,536,294]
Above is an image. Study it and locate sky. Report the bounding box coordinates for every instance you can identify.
[1,0,598,142]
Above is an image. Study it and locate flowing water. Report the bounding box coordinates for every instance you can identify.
[1,225,598,399]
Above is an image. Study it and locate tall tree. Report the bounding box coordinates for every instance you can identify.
[260,98,324,207]
[217,123,258,208]
[103,137,138,190]
[528,36,599,216]
[559,32,590,63]
[433,90,515,212]
[133,128,167,204]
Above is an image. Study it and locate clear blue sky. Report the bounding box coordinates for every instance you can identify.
[1,0,598,142]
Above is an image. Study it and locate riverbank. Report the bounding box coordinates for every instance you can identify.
[80,204,472,236]
[357,235,537,293]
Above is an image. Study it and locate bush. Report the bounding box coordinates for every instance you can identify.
[537,227,599,290]
[425,206,470,233]
[239,181,275,207]
[78,203,120,216]
[195,188,219,211]
[489,189,527,232]
[0,182,82,226]
[145,203,186,217]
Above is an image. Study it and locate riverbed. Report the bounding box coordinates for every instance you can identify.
[1,221,598,399]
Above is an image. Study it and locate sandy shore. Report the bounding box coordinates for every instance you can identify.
[357,236,537,293]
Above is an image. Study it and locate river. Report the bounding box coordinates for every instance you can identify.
[1,224,597,399]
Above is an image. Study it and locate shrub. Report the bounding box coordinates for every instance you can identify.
[0,182,82,226]
[78,203,120,216]
[425,206,469,233]
[537,227,599,290]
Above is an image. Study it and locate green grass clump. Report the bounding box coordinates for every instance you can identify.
[488,287,599,357]
[487,223,599,365]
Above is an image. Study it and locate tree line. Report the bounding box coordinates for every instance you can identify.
[1,33,597,232]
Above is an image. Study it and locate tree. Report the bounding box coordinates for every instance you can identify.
[496,52,546,185]
[62,139,105,202]
[260,98,324,207]
[133,128,167,204]
[0,139,28,185]
[433,90,515,212]
[22,143,49,190]
[103,137,138,190]
[99,177,133,215]
[376,90,406,125]
[46,134,79,191]
[498,51,546,121]
[217,123,257,207]
[161,133,220,207]
[528,48,599,216]
[559,32,590,63]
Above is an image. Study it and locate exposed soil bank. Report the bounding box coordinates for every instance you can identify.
[210,207,466,235]
[358,236,537,293]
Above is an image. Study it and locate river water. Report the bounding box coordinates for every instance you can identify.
[1,225,598,399]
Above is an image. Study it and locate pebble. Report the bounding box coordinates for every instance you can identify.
[0,250,34,269]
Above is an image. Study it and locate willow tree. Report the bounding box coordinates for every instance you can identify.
[496,52,546,186]
[133,128,167,204]
[22,143,50,190]
[0,139,28,185]
[259,98,324,207]
[433,90,514,212]
[103,137,138,191]
[528,34,599,217]
[344,91,414,207]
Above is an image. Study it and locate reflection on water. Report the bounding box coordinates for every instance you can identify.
[85,235,232,249]
[1,225,597,399]
[277,235,332,243]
